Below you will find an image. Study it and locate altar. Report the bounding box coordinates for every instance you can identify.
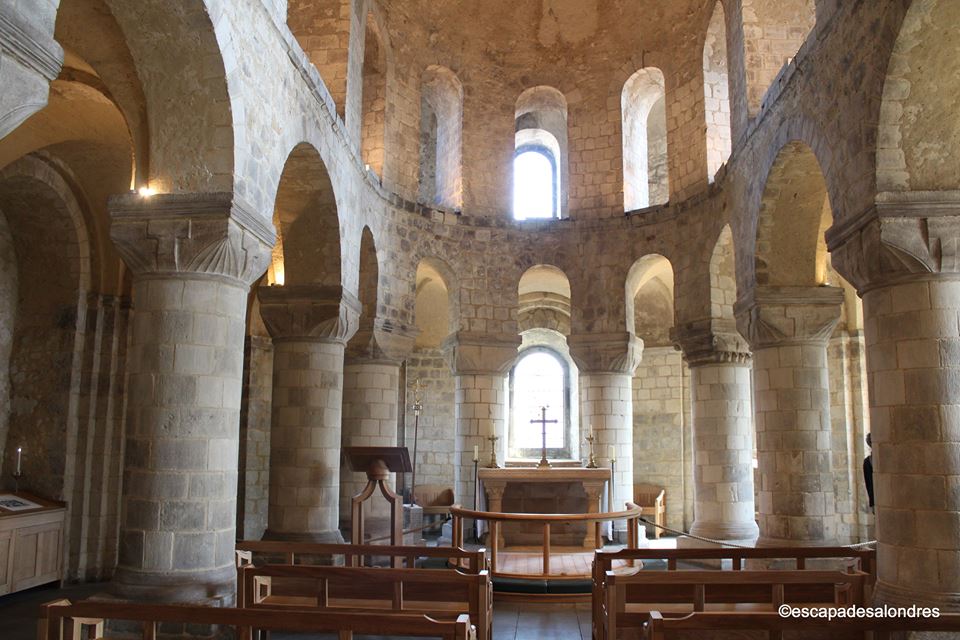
[478,466,611,548]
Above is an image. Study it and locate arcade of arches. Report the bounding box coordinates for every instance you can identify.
[1,0,959,619]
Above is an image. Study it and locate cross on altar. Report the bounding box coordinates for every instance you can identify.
[531,406,558,469]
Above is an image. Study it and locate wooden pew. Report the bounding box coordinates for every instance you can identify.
[592,545,876,640]
[600,569,868,640]
[644,610,960,640]
[38,598,476,640]
[236,540,486,572]
[239,563,492,640]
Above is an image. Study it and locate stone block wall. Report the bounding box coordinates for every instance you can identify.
[632,346,692,531]
[403,349,456,491]
[238,336,273,541]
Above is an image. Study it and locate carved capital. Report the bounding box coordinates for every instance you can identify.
[671,319,751,367]
[734,286,843,349]
[347,319,418,363]
[568,332,643,374]
[826,193,960,294]
[442,331,521,376]
[109,192,275,286]
[257,284,360,344]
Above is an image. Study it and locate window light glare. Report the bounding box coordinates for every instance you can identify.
[513,150,555,221]
[138,186,156,198]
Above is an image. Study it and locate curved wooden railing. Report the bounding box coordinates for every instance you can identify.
[450,502,645,580]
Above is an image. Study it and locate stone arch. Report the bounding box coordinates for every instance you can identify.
[517,264,572,336]
[414,256,457,348]
[419,66,463,209]
[703,0,732,181]
[710,225,737,321]
[94,0,236,196]
[0,153,92,504]
[877,0,960,192]
[360,5,388,178]
[515,86,569,218]
[347,226,379,353]
[626,254,675,343]
[754,140,832,287]
[287,0,351,118]
[622,68,668,210]
[271,142,342,287]
[738,0,816,115]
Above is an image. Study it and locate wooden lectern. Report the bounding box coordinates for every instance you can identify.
[344,446,413,549]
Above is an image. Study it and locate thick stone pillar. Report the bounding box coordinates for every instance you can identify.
[258,284,359,543]
[339,324,414,528]
[736,286,843,545]
[570,333,642,537]
[444,332,520,505]
[674,324,759,544]
[0,1,63,140]
[109,193,273,603]
[828,197,960,610]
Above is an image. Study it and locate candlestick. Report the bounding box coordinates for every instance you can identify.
[16,447,21,474]
[584,432,598,469]
[486,435,500,469]
[473,445,479,462]
[608,445,616,464]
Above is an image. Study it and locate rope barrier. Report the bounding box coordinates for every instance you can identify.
[637,516,876,550]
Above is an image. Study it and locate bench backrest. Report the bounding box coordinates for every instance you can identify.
[236,540,485,573]
[645,611,960,640]
[38,599,476,640]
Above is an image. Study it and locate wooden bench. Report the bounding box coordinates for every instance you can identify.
[644,610,960,640]
[592,545,876,640]
[38,598,476,640]
[236,540,486,572]
[239,563,492,640]
[600,569,868,640]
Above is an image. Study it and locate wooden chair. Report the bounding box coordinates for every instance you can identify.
[239,563,492,640]
[38,599,476,640]
[634,484,665,539]
[601,569,868,640]
[416,484,456,522]
[644,610,960,640]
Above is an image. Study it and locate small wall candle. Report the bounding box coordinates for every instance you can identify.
[608,445,616,463]
[16,447,22,474]
[473,445,479,462]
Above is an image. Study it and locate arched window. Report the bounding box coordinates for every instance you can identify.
[508,348,571,458]
[622,67,668,210]
[513,145,558,220]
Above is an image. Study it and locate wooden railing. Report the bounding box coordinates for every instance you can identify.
[450,502,644,579]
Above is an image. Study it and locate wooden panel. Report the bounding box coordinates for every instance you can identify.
[0,528,11,596]
[11,519,64,592]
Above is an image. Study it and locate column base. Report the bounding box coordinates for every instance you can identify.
[261,529,345,544]
[110,565,235,605]
[874,581,960,612]
[688,520,759,546]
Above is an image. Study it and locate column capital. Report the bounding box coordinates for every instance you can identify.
[109,192,275,286]
[671,319,751,367]
[734,286,843,349]
[257,284,360,344]
[0,9,64,139]
[568,332,643,375]
[442,331,521,376]
[826,192,960,294]
[347,319,418,364]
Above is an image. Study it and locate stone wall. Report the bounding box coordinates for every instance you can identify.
[403,349,456,491]
[237,336,273,541]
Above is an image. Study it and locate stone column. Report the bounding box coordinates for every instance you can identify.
[0,1,63,141]
[674,324,759,545]
[827,198,960,610]
[109,193,273,603]
[257,284,359,543]
[570,333,642,539]
[339,325,414,529]
[444,332,520,506]
[736,286,843,546]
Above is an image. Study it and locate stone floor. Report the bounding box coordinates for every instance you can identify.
[0,582,594,640]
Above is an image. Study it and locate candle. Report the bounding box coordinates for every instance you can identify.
[473,445,479,462]
[16,447,22,474]
[608,445,616,463]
